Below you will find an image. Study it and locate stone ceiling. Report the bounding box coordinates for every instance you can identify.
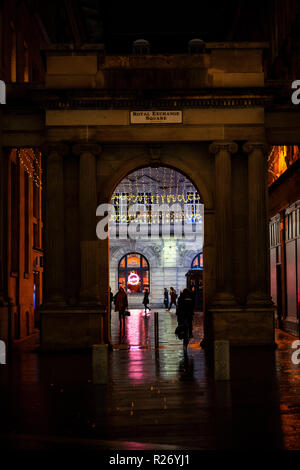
[34,0,270,52]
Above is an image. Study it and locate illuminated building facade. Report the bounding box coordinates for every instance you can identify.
[269,146,300,335]
[109,167,203,307]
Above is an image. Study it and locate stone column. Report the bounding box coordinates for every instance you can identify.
[44,143,68,305]
[243,142,272,304]
[210,141,238,304]
[73,143,101,305]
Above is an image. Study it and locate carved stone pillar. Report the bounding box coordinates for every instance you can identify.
[243,142,272,305]
[210,141,238,304]
[44,143,68,305]
[73,142,101,304]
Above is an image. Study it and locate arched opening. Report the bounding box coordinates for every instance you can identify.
[186,252,204,312]
[191,252,203,270]
[108,165,204,343]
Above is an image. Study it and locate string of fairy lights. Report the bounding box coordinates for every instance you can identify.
[110,167,202,223]
[17,148,42,188]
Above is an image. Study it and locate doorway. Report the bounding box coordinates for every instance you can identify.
[108,165,204,343]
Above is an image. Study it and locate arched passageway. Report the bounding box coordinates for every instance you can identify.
[40,141,275,350]
[108,166,204,310]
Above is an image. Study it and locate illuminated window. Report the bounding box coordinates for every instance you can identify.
[191,252,203,269]
[118,253,149,294]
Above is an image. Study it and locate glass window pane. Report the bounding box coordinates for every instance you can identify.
[120,258,125,268]
[142,271,149,291]
[127,254,141,267]
[119,274,126,289]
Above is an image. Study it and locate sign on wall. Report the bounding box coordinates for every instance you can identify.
[130,110,182,124]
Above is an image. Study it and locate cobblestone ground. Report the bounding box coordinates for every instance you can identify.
[0,308,300,449]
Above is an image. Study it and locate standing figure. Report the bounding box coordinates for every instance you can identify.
[142,288,150,314]
[115,286,128,334]
[167,287,177,311]
[176,288,195,353]
[164,288,169,310]
[110,287,114,311]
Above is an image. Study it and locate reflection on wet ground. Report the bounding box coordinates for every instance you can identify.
[0,308,299,449]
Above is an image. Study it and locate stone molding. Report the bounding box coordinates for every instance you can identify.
[41,96,271,110]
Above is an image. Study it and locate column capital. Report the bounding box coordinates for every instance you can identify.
[209,141,238,155]
[41,142,69,157]
[72,142,101,156]
[243,141,270,155]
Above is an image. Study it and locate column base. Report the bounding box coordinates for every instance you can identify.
[79,298,101,307]
[45,296,67,308]
[247,290,274,307]
[212,291,237,307]
[40,305,106,351]
[203,305,276,348]
[79,290,101,307]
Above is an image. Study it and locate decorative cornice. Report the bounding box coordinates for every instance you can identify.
[72,142,102,156]
[43,96,270,110]
[243,142,269,155]
[209,141,238,155]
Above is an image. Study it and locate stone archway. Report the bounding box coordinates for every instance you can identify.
[41,140,276,350]
[97,148,211,342]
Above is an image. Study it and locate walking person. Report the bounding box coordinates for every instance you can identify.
[142,288,150,315]
[163,288,169,310]
[167,287,177,311]
[115,286,128,335]
[176,288,195,354]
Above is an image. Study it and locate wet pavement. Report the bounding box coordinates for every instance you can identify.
[0,308,300,449]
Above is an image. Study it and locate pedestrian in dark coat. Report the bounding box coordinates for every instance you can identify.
[167,287,177,311]
[142,288,150,314]
[115,286,128,331]
[110,287,114,311]
[164,288,169,309]
[177,288,195,338]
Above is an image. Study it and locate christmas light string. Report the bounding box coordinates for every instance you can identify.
[17,148,42,188]
[110,167,202,223]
